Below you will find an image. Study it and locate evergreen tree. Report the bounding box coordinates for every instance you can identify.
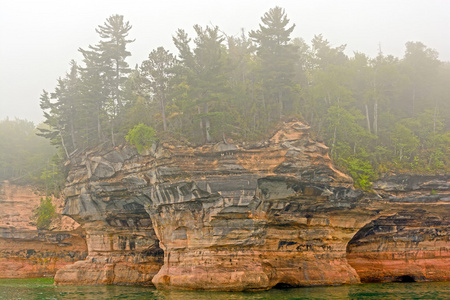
[79,14,134,145]
[95,14,135,111]
[172,25,226,143]
[38,61,81,157]
[303,35,349,136]
[78,46,109,145]
[141,47,176,132]
[401,41,440,116]
[36,9,450,187]
[224,31,259,138]
[249,6,299,122]
[120,67,155,133]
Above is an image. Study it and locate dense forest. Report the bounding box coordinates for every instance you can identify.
[0,118,62,192]
[2,7,449,191]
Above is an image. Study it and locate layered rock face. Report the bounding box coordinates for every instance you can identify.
[54,220,163,285]
[55,120,450,290]
[54,147,164,285]
[0,182,87,278]
[347,175,450,283]
[0,228,87,278]
[55,121,363,290]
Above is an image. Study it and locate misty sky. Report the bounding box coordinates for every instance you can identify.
[1,0,449,124]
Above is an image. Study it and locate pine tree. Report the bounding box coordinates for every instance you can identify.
[249,6,299,122]
[141,47,176,131]
[172,25,226,143]
[78,46,107,145]
[95,14,135,111]
[401,41,440,116]
[38,61,81,157]
[78,15,134,146]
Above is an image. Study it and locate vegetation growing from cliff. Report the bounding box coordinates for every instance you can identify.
[34,197,57,230]
[38,8,450,187]
[125,123,156,153]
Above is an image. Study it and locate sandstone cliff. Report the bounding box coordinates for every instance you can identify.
[54,120,450,290]
[347,175,450,283]
[0,182,87,278]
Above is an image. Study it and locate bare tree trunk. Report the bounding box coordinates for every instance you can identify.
[372,65,379,136]
[70,119,77,150]
[57,125,70,159]
[278,91,283,120]
[330,126,337,155]
[433,101,437,135]
[432,101,438,154]
[262,93,266,114]
[161,93,167,131]
[97,109,102,141]
[204,102,212,143]
[365,104,371,133]
[317,118,323,137]
[95,101,104,143]
[373,101,378,136]
[198,105,203,131]
[110,119,115,147]
[115,58,123,110]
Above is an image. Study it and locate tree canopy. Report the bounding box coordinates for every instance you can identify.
[0,118,63,193]
[37,10,450,190]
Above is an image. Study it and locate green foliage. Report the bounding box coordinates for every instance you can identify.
[125,123,157,153]
[40,14,135,152]
[39,154,65,196]
[37,7,450,192]
[249,6,299,122]
[35,197,57,230]
[0,118,59,187]
[140,46,176,132]
[391,123,419,162]
[344,156,376,191]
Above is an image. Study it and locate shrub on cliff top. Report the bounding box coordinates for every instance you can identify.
[35,196,57,230]
[125,123,157,154]
[344,156,376,192]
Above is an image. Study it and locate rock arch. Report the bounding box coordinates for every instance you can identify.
[346,210,450,283]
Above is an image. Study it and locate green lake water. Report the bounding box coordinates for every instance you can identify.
[0,279,449,300]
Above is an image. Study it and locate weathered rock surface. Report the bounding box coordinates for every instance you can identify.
[54,221,163,285]
[0,228,87,278]
[347,175,450,283]
[0,182,87,278]
[55,120,450,290]
[55,148,164,285]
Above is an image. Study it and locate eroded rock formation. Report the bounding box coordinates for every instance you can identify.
[54,120,450,290]
[54,146,164,285]
[347,175,450,283]
[0,182,87,278]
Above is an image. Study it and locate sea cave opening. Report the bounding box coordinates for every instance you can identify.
[395,275,416,283]
[273,282,296,289]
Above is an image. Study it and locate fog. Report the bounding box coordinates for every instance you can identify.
[1,0,449,124]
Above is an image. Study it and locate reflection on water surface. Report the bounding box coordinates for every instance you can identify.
[0,279,449,299]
